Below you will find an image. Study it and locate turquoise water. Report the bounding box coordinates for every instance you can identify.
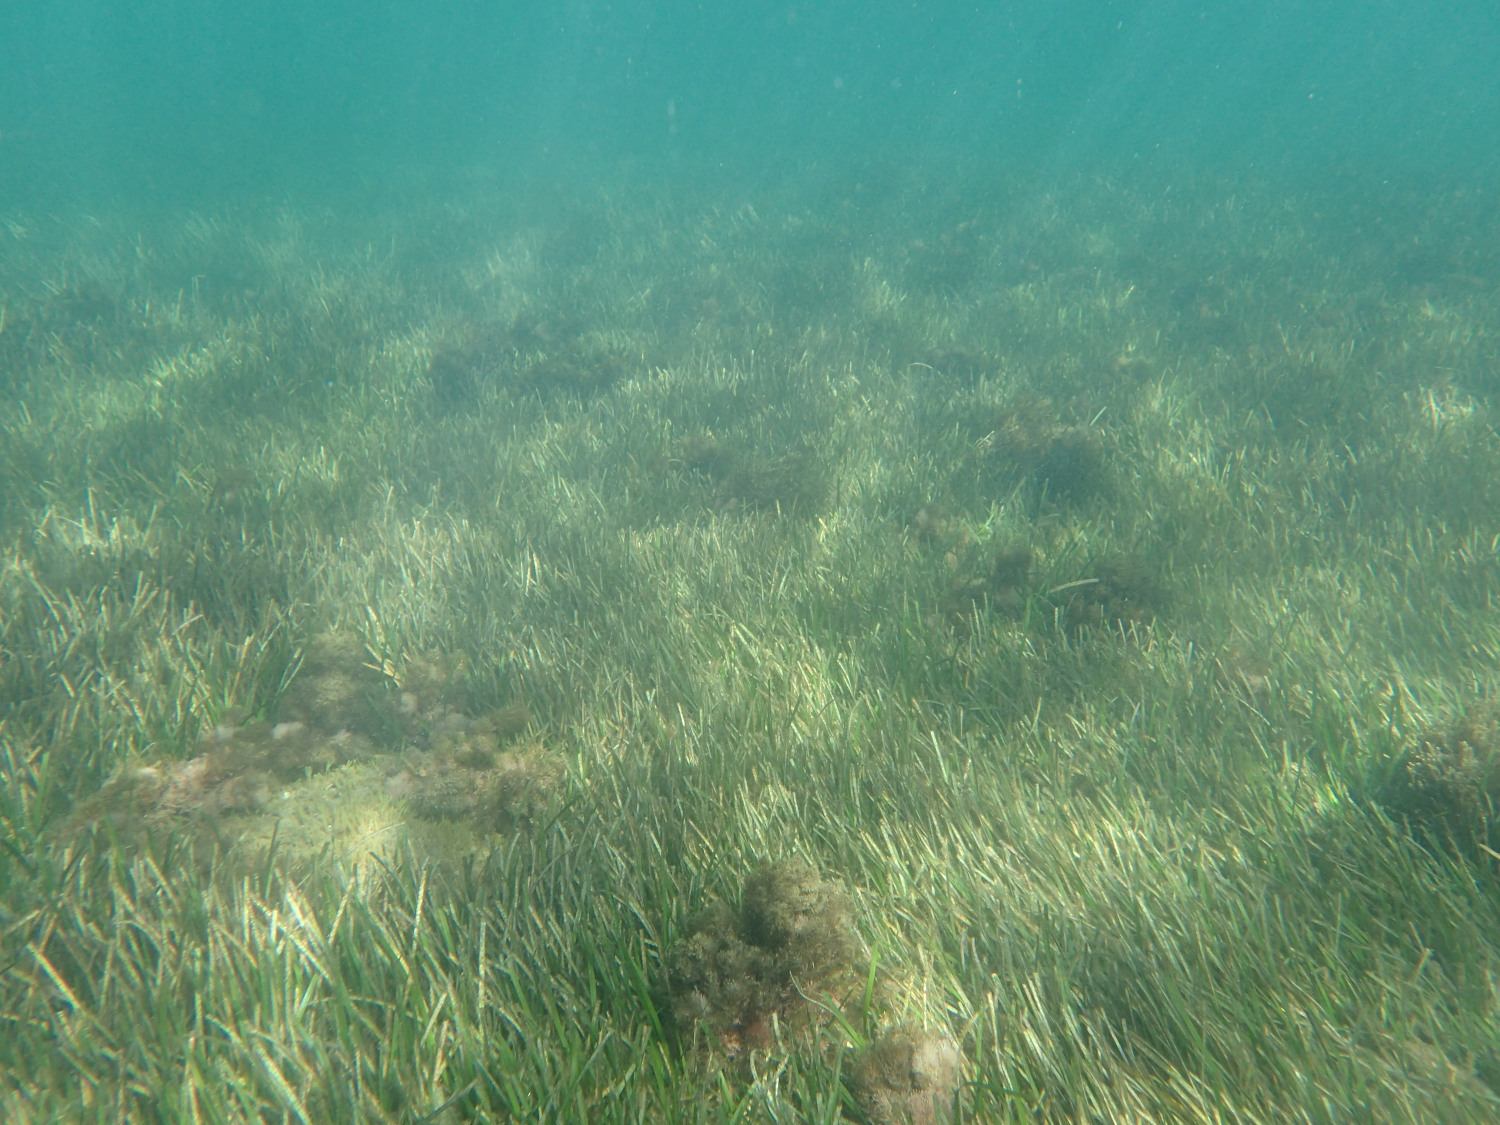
[4,1,1498,207]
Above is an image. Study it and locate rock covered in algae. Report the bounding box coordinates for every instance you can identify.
[384,735,561,834]
[851,1029,963,1125]
[667,861,867,1054]
[1381,708,1500,852]
[72,717,365,836]
[69,634,535,851]
[274,632,408,746]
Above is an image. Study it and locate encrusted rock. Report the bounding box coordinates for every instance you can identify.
[852,1029,962,1125]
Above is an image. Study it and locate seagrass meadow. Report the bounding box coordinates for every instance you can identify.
[3,171,1500,1123]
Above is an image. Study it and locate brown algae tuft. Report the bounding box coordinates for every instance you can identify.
[1055,554,1166,632]
[941,541,1036,628]
[973,395,1110,504]
[1381,708,1500,854]
[676,434,828,514]
[667,860,868,1055]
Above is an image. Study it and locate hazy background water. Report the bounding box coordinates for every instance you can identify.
[3,0,1498,211]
